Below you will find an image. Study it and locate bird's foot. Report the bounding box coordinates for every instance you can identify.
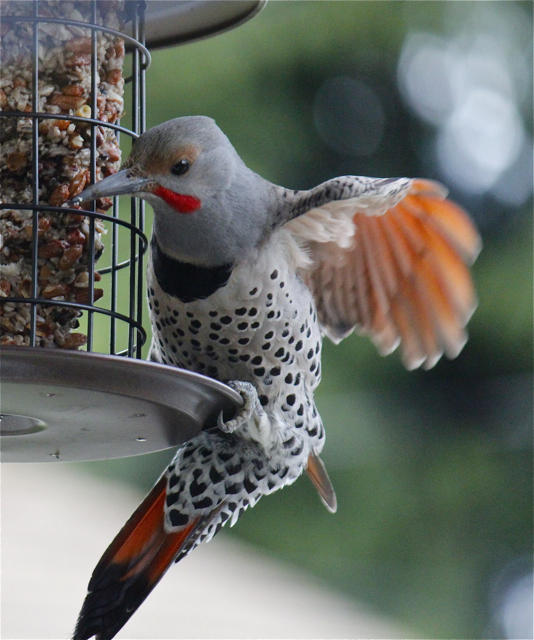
[217,381,260,434]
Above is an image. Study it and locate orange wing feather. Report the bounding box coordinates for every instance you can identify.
[298,179,481,369]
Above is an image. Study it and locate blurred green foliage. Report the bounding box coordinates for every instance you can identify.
[82,2,532,637]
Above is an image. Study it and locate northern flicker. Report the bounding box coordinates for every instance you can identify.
[71,116,481,639]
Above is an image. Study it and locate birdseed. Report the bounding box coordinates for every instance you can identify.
[0,0,127,348]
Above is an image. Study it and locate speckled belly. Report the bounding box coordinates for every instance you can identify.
[147,253,325,447]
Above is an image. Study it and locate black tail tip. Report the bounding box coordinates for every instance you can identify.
[73,608,126,640]
[72,567,154,640]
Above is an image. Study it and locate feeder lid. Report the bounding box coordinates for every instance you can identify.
[0,346,241,463]
[141,0,267,49]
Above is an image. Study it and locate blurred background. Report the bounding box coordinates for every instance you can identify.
[4,1,533,638]
[90,1,533,637]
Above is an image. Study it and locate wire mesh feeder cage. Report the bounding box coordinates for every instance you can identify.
[0,0,265,463]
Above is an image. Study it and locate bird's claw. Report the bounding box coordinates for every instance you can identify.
[217,410,227,431]
[217,381,260,434]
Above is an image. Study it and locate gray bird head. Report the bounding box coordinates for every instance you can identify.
[74,116,277,267]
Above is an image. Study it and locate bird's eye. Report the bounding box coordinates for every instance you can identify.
[171,159,190,176]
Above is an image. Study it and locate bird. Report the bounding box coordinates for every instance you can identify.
[71,115,481,639]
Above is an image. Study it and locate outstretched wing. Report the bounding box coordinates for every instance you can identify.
[285,178,481,370]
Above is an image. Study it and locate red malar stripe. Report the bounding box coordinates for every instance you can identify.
[154,185,201,213]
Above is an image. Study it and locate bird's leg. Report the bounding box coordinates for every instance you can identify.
[217,380,264,435]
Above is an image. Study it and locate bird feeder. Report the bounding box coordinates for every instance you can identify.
[0,0,265,463]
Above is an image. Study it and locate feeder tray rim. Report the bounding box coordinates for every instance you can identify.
[0,1,268,51]
[141,0,268,50]
[0,346,243,463]
[0,345,242,400]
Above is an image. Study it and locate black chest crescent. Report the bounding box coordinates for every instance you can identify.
[151,237,234,303]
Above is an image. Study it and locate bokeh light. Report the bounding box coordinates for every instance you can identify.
[490,556,534,639]
[497,571,534,639]
[397,2,533,204]
[436,88,524,193]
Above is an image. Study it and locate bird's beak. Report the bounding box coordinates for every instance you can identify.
[70,169,154,205]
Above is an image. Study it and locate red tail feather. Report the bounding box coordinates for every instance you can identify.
[73,476,200,640]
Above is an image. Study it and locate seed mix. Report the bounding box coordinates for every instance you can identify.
[0,0,127,348]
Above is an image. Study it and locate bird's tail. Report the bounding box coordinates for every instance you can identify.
[73,475,203,640]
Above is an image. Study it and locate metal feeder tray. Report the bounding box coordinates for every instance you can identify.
[0,346,241,463]
[142,1,267,49]
[0,0,264,465]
